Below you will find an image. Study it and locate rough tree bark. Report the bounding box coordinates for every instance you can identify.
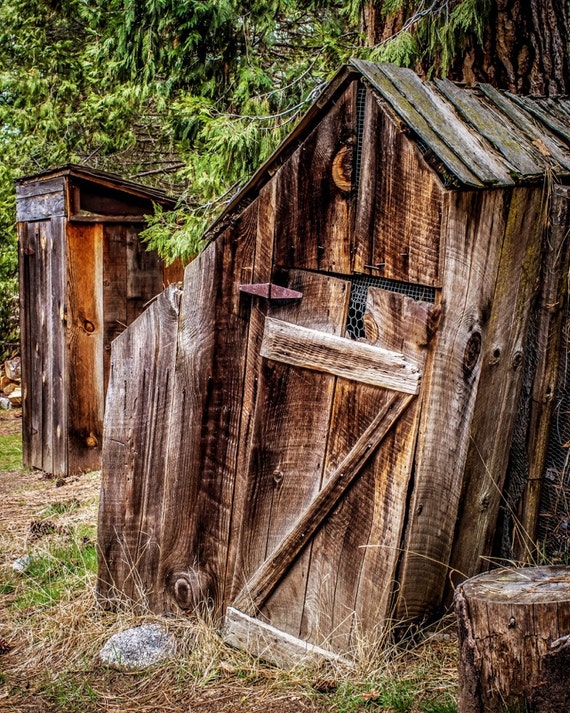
[364,0,570,95]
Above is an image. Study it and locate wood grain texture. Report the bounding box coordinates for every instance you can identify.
[16,191,66,222]
[234,392,415,616]
[433,78,543,178]
[260,317,421,393]
[66,222,104,474]
[224,607,350,668]
[233,271,350,637]
[448,187,544,588]
[351,61,483,187]
[102,224,128,395]
[19,219,67,474]
[97,285,181,605]
[378,65,511,185]
[158,202,257,616]
[455,566,570,712]
[299,289,432,651]
[225,181,276,603]
[125,225,164,321]
[272,81,356,273]
[353,86,379,273]
[394,189,512,621]
[369,101,443,286]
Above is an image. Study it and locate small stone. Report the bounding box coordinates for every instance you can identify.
[12,555,31,573]
[99,624,175,669]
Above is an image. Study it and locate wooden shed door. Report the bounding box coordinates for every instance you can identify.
[226,269,430,663]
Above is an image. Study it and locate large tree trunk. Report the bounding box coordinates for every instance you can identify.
[364,0,570,95]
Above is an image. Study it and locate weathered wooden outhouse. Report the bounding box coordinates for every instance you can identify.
[98,61,570,661]
[17,165,181,477]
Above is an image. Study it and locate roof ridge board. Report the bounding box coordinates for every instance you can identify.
[477,84,570,173]
[507,93,570,146]
[351,60,483,187]
[377,64,512,185]
[17,163,175,202]
[434,78,545,178]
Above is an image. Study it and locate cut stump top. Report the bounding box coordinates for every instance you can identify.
[461,566,570,604]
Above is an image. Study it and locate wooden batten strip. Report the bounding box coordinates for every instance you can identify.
[224,607,352,667]
[260,317,421,394]
[232,391,416,616]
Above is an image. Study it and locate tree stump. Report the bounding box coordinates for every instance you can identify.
[455,566,570,712]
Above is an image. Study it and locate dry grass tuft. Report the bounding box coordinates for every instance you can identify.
[0,460,459,712]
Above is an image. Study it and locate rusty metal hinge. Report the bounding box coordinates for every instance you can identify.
[238,283,303,301]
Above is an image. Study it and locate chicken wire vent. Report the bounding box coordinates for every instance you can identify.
[353,83,367,192]
[344,274,436,340]
[536,304,570,562]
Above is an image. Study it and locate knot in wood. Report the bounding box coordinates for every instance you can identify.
[85,434,98,448]
[172,569,210,610]
[463,331,482,376]
[83,320,95,333]
[331,145,353,193]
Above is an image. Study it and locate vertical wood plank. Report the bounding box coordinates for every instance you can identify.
[226,181,276,603]
[66,222,104,473]
[272,82,357,273]
[19,222,42,470]
[49,216,67,476]
[394,189,511,621]
[102,224,128,395]
[158,202,257,616]
[125,225,164,322]
[234,271,350,637]
[370,107,443,286]
[448,187,544,587]
[97,285,182,606]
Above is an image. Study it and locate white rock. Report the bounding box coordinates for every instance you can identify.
[99,624,175,669]
[12,555,30,572]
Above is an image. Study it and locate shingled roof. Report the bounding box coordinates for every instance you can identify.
[353,59,570,188]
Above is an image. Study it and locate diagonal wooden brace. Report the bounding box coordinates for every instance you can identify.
[233,391,417,616]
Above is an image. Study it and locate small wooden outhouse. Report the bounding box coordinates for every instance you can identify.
[98,62,570,662]
[16,165,181,477]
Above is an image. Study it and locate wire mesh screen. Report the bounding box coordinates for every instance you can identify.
[353,83,367,193]
[537,305,570,562]
[344,273,436,340]
[499,304,540,560]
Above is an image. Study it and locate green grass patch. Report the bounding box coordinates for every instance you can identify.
[41,672,99,712]
[12,527,97,611]
[0,432,22,470]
